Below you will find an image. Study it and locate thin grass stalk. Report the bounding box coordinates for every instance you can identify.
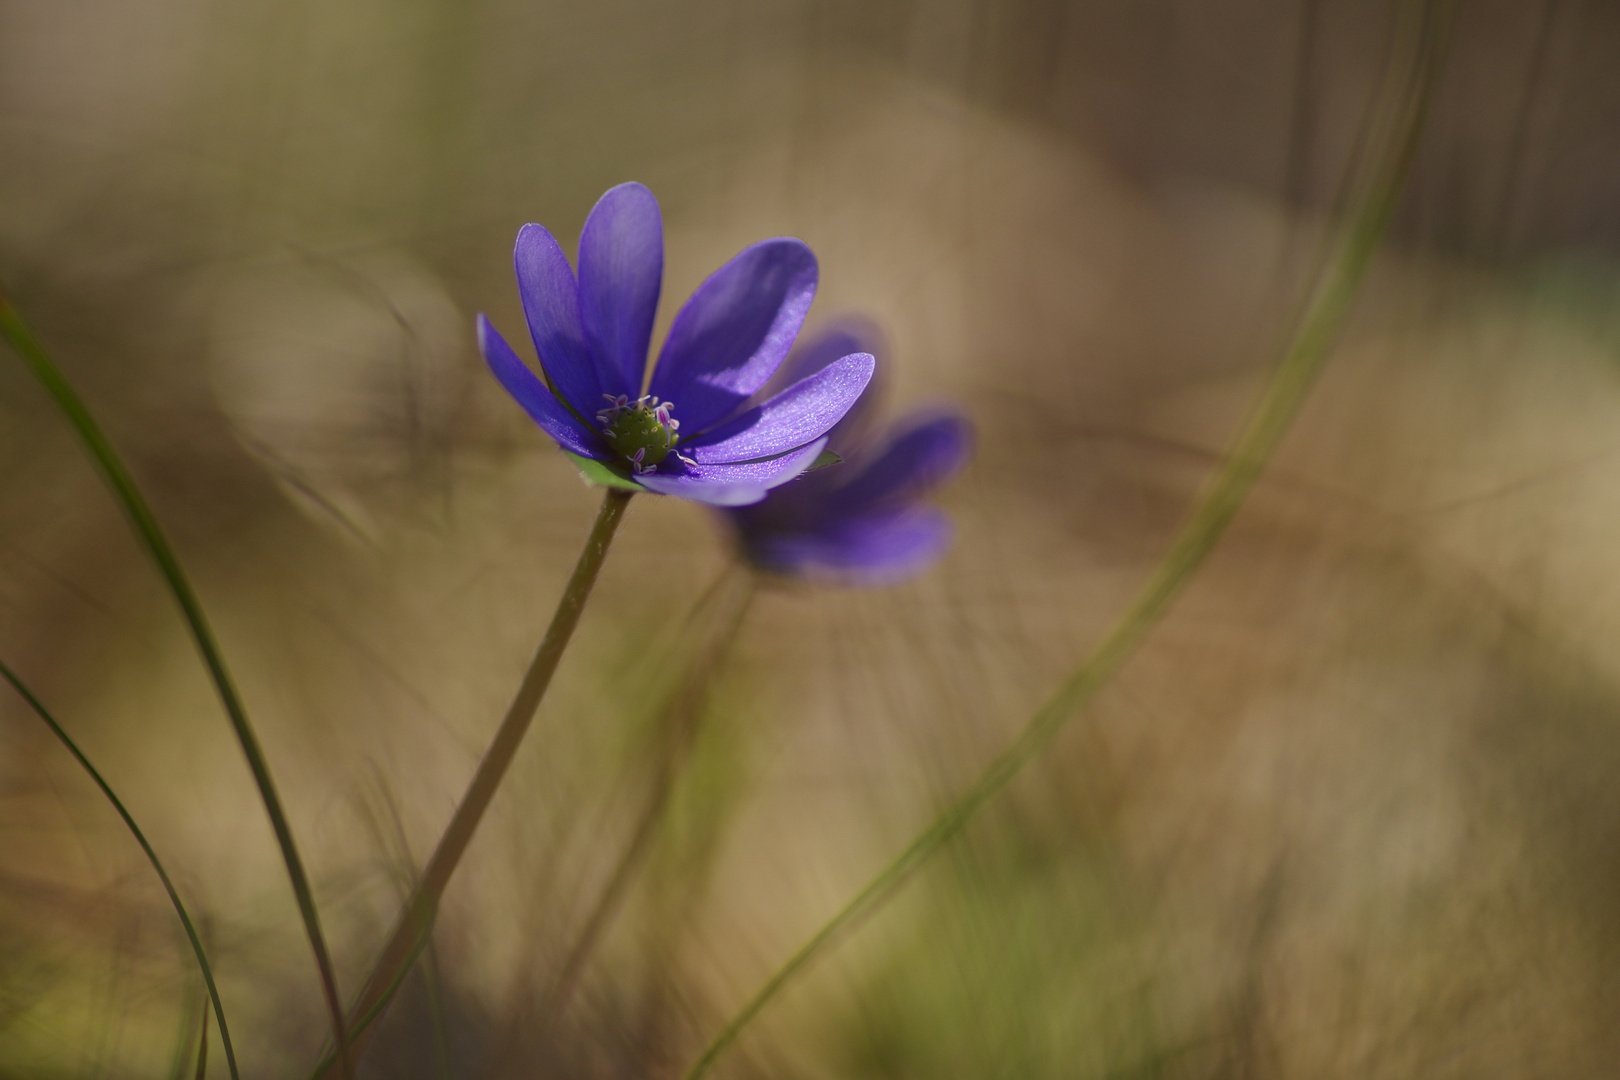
[165,982,204,1080]
[679,4,1452,1077]
[321,487,634,1072]
[542,567,757,1018]
[193,1003,209,1080]
[0,658,241,1080]
[474,562,745,1071]
[0,290,355,1079]
[370,772,457,1080]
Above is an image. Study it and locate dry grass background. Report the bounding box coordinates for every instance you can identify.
[5,0,1620,1076]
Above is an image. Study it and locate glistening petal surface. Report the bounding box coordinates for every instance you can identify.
[690,352,874,464]
[758,319,887,454]
[649,238,817,433]
[578,183,662,399]
[514,223,600,413]
[479,315,604,459]
[631,475,768,507]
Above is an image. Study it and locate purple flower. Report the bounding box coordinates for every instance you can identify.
[480,183,875,507]
[722,320,973,584]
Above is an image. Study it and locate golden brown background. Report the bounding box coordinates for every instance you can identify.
[5,0,1620,1076]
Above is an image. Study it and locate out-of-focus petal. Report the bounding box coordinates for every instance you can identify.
[636,437,828,505]
[690,352,874,465]
[757,318,888,458]
[825,411,973,516]
[745,507,954,584]
[479,315,604,459]
[577,182,662,400]
[649,238,817,433]
[515,223,600,414]
[761,317,882,395]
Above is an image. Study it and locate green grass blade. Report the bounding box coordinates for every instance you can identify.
[0,292,355,1077]
[679,4,1453,1077]
[193,1003,210,1080]
[308,920,436,1079]
[165,982,204,1080]
[0,658,241,1080]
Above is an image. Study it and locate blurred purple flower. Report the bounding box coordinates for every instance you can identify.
[722,321,973,583]
[479,183,874,507]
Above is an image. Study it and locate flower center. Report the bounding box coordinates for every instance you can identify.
[596,394,685,474]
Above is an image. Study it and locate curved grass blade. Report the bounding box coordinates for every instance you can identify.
[0,292,355,1078]
[679,4,1454,1077]
[0,658,240,1080]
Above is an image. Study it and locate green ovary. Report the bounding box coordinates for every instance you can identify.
[603,404,675,469]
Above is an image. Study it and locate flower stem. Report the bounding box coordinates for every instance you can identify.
[678,4,1451,1078]
[0,289,355,1080]
[323,486,634,1072]
[0,657,240,1080]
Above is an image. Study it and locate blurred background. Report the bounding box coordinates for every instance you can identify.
[6,0,1620,1076]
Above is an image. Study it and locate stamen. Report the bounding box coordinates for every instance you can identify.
[600,396,681,473]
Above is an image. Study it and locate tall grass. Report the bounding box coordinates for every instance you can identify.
[680,1,1453,1075]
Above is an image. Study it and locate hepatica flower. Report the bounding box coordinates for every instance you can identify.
[480,183,874,506]
[722,322,973,583]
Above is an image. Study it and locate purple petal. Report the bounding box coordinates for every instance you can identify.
[479,315,606,459]
[648,238,817,433]
[689,352,874,465]
[515,222,600,414]
[825,411,974,516]
[745,507,954,584]
[756,318,889,458]
[634,437,828,506]
[760,316,883,396]
[578,182,662,399]
[632,474,770,507]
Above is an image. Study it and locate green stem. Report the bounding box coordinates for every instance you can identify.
[679,5,1451,1078]
[0,294,354,1079]
[317,487,634,1075]
[0,658,241,1080]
